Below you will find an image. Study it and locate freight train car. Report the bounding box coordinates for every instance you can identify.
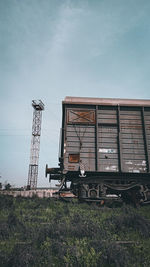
[46,97,150,204]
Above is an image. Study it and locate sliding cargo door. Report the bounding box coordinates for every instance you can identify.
[98,107,119,172]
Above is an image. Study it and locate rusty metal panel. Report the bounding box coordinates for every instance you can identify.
[66,147,95,153]
[121,125,143,131]
[120,108,146,173]
[98,118,117,124]
[121,133,144,139]
[121,128,143,134]
[66,131,94,138]
[64,157,95,172]
[98,114,117,119]
[99,137,117,143]
[121,120,142,125]
[122,148,145,154]
[122,154,146,159]
[64,122,96,172]
[79,159,95,171]
[69,154,80,163]
[120,114,142,120]
[67,141,94,148]
[99,163,119,172]
[66,125,95,140]
[122,139,144,144]
[145,123,150,129]
[144,109,150,168]
[67,109,95,124]
[98,125,119,172]
[122,143,145,149]
[99,132,118,138]
[99,153,118,159]
[66,136,95,143]
[123,160,146,173]
[69,152,95,158]
[99,142,118,149]
[65,152,95,159]
[99,127,118,133]
[98,109,117,124]
[120,110,141,115]
[145,111,150,116]
[66,125,95,132]
[98,110,117,114]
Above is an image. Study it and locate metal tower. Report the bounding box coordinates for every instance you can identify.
[27,100,44,189]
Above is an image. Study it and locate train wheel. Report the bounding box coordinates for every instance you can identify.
[121,190,140,207]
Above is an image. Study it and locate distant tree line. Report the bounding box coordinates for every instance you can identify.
[0,182,11,190]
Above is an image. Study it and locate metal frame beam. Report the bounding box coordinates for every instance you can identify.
[117,105,122,172]
[95,105,99,171]
[141,107,149,173]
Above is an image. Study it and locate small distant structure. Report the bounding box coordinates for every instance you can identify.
[27,100,44,189]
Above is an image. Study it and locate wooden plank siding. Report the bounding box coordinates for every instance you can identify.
[63,103,150,174]
[120,108,147,173]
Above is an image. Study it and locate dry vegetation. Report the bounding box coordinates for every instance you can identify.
[0,195,150,266]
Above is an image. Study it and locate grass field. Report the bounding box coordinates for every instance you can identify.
[0,194,150,266]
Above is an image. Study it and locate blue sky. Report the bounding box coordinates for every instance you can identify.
[0,0,150,187]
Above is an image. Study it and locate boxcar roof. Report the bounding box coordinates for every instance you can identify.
[63,96,150,107]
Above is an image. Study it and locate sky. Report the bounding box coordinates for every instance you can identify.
[0,0,150,188]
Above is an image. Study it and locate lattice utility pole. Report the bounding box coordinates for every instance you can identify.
[27,100,44,189]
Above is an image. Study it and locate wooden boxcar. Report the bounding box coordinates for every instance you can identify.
[46,97,150,203]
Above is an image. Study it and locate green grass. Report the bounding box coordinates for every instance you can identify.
[0,195,150,266]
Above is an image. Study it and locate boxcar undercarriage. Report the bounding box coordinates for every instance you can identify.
[46,166,150,205]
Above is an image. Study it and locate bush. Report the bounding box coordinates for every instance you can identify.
[101,242,131,267]
[0,195,14,209]
[0,223,10,239]
[8,244,37,267]
[107,209,150,238]
[0,195,150,266]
